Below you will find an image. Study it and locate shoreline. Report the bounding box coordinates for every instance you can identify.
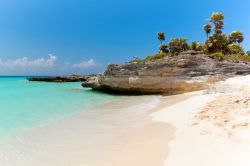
[0,95,177,166]
[2,75,250,166]
[152,91,218,166]
[0,90,217,166]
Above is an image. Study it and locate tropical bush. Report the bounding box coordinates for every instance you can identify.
[129,52,171,63]
[159,44,169,53]
[169,38,189,54]
[247,51,250,56]
[205,34,230,54]
[191,41,205,52]
[203,12,245,56]
[229,31,244,44]
[143,12,248,63]
[204,12,227,53]
[228,44,244,55]
[129,59,144,63]
[191,41,198,50]
[223,54,250,62]
[144,52,171,62]
[210,52,224,61]
[197,44,206,52]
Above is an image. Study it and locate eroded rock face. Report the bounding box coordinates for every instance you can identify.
[82,52,250,94]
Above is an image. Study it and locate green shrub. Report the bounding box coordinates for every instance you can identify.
[229,31,244,44]
[222,54,250,62]
[129,52,171,63]
[159,44,169,53]
[129,59,144,63]
[169,38,189,55]
[191,41,205,52]
[191,41,198,51]
[228,44,244,55]
[197,44,206,52]
[246,51,250,56]
[145,52,171,62]
[205,34,230,54]
[210,52,224,61]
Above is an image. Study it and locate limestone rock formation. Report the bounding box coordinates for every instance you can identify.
[82,52,250,94]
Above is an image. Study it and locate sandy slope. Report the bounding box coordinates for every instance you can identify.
[152,91,250,166]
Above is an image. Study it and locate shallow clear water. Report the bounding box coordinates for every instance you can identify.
[0,85,162,166]
[0,77,115,137]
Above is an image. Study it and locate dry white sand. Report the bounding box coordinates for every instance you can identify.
[153,90,250,166]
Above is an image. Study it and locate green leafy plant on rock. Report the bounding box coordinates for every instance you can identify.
[205,33,230,54]
[247,51,250,56]
[191,41,198,50]
[144,52,171,62]
[159,44,169,53]
[169,38,189,55]
[191,41,205,52]
[228,44,244,55]
[210,52,224,61]
[229,31,244,44]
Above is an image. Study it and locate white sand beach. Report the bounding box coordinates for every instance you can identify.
[153,75,250,166]
[2,76,250,166]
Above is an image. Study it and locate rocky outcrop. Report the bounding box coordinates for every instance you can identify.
[82,52,250,94]
[28,75,90,83]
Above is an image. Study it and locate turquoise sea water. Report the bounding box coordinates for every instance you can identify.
[0,77,115,137]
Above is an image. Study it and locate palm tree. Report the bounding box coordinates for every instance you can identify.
[209,12,224,34]
[229,31,244,43]
[203,24,212,39]
[157,32,165,44]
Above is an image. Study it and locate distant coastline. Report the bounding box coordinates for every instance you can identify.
[26,74,96,83]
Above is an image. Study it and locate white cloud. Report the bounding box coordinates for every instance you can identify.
[0,54,57,69]
[72,59,98,68]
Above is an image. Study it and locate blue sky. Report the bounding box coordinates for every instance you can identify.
[0,0,249,75]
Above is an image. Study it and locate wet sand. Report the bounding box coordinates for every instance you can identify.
[4,87,250,166]
[0,95,187,166]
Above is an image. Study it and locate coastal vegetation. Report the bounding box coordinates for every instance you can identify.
[130,12,250,63]
[84,12,250,95]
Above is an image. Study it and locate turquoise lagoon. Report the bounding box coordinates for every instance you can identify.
[0,77,115,137]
